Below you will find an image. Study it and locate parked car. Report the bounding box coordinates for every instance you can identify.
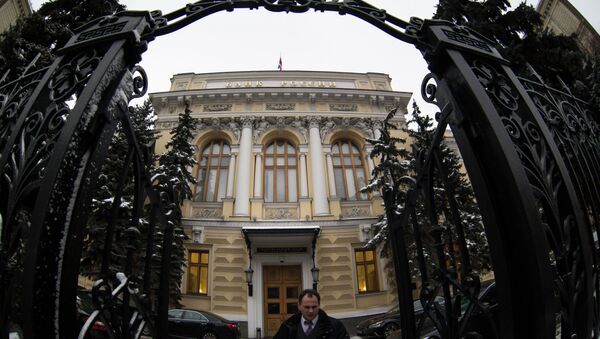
[458,280,498,337]
[167,308,241,339]
[356,297,443,338]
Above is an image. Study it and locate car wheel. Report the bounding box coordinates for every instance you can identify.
[202,331,218,339]
[383,323,399,338]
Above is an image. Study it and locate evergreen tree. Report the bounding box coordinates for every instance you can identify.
[433,0,587,89]
[80,99,157,280]
[0,0,125,82]
[155,101,197,306]
[366,102,491,282]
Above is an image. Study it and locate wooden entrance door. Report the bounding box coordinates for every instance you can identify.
[263,265,302,337]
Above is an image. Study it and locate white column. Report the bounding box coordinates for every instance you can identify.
[226,153,236,198]
[299,152,309,198]
[325,153,337,198]
[234,117,253,216]
[253,153,263,198]
[308,118,330,215]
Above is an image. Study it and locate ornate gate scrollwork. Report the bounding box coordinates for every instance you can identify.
[0,0,598,338]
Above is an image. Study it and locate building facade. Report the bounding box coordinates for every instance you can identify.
[0,0,32,33]
[150,70,411,338]
[536,0,600,57]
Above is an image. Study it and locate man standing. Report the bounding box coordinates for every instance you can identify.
[274,289,350,339]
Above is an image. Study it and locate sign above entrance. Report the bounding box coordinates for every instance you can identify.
[205,79,357,89]
[257,247,307,253]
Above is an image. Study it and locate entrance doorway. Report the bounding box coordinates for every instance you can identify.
[263,265,302,337]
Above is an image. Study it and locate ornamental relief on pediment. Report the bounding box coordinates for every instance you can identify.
[203,104,232,112]
[266,103,296,111]
[329,104,357,112]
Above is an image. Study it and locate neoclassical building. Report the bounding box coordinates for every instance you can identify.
[150,70,411,337]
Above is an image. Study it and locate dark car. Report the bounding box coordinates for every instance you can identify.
[167,308,241,339]
[356,297,443,338]
[458,280,498,337]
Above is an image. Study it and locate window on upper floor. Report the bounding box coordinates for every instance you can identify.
[355,248,380,293]
[332,140,368,200]
[194,140,230,202]
[264,140,298,203]
[187,250,209,295]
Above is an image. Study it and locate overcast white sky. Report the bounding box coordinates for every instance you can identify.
[30,0,599,114]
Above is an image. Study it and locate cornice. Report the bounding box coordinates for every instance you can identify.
[149,86,412,99]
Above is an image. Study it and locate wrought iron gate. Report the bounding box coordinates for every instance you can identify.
[0,0,598,338]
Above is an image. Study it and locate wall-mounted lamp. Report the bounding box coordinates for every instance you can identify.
[311,266,320,290]
[245,267,254,297]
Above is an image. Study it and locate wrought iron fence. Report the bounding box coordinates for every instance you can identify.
[0,0,598,338]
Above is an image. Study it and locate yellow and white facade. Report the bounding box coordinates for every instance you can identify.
[150,70,411,337]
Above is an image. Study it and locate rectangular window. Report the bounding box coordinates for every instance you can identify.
[355,248,379,293]
[187,250,209,295]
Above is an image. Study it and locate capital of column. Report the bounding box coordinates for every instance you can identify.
[306,116,321,129]
[240,116,255,129]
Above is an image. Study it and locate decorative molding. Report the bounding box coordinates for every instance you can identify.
[266,103,296,111]
[252,116,308,142]
[196,118,241,142]
[341,205,371,218]
[191,206,223,219]
[264,207,298,220]
[156,120,178,130]
[329,104,357,112]
[203,104,232,112]
[240,115,255,128]
[318,117,375,142]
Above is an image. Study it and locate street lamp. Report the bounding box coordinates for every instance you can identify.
[245,267,254,297]
[311,266,320,290]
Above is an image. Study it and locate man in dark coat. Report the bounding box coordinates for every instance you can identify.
[274,289,350,339]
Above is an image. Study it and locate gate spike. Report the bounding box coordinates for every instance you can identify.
[525,63,543,83]
[0,69,9,86]
[21,53,41,77]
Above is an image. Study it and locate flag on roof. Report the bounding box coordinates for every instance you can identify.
[278,56,282,71]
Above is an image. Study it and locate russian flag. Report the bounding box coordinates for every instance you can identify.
[278,56,282,71]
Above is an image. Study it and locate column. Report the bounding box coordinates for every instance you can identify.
[234,117,253,216]
[325,153,337,198]
[308,118,330,215]
[226,153,236,198]
[253,153,263,198]
[299,152,309,198]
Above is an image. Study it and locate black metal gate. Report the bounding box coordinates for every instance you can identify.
[0,0,598,338]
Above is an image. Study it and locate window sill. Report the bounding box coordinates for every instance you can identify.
[355,290,386,297]
[184,294,211,300]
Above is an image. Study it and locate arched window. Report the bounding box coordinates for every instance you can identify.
[332,140,368,200]
[194,140,230,202]
[264,140,298,203]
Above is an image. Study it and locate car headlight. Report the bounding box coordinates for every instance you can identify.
[368,321,384,328]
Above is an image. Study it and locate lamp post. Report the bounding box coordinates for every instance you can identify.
[245,267,254,297]
[311,266,320,290]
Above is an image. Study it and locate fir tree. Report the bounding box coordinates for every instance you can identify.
[366,102,491,283]
[0,0,125,82]
[155,101,198,306]
[433,0,587,90]
[80,99,157,280]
